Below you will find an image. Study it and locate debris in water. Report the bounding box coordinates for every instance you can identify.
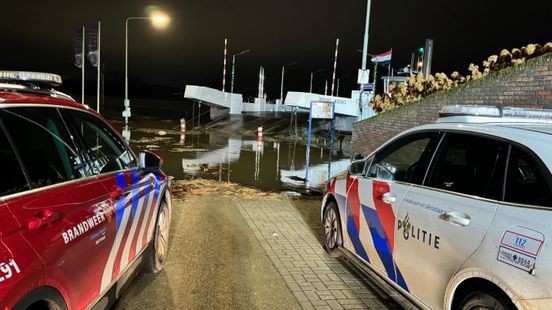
[158,130,168,136]
[282,191,302,197]
[172,178,282,200]
[170,147,209,153]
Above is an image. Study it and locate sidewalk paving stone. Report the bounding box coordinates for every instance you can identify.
[236,199,400,310]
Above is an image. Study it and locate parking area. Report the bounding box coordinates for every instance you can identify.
[114,192,399,309]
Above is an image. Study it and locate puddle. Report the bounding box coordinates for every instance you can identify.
[112,118,352,195]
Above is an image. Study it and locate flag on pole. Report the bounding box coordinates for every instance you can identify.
[87,24,99,67]
[371,49,392,65]
[73,28,84,68]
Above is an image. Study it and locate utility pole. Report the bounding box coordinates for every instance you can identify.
[410,52,415,75]
[231,54,236,93]
[357,0,372,122]
[372,61,378,94]
[280,61,297,103]
[230,49,250,94]
[309,68,324,93]
[361,0,372,72]
[280,65,285,102]
[96,21,101,112]
[422,38,434,78]
[81,26,85,104]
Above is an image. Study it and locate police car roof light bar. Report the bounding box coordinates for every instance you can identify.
[438,105,552,124]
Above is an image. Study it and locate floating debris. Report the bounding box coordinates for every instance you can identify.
[171,178,282,200]
[170,147,209,153]
[132,136,172,144]
[133,128,180,135]
[281,191,302,197]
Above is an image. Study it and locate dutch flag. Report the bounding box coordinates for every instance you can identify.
[371,49,392,65]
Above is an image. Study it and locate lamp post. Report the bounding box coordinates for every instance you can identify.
[230,49,250,94]
[123,12,170,127]
[336,75,350,97]
[309,68,325,93]
[280,61,297,103]
[361,0,372,72]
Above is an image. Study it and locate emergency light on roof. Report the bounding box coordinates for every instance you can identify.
[0,71,62,87]
[437,105,552,123]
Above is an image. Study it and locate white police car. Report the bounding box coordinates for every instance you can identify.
[322,105,552,310]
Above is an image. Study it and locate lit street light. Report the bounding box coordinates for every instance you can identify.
[230,49,250,94]
[280,61,297,103]
[123,10,170,129]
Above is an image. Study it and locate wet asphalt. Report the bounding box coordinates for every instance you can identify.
[113,195,301,310]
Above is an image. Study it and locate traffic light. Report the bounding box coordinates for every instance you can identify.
[418,47,425,54]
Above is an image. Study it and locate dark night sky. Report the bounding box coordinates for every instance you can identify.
[3,1,552,101]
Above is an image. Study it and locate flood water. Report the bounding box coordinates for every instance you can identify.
[110,117,352,194]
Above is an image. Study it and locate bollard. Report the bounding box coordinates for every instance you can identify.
[257,126,263,139]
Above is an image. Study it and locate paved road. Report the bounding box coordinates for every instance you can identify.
[114,194,399,309]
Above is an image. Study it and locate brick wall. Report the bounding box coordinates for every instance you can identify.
[352,53,552,156]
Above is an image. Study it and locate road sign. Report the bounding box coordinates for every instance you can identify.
[357,69,370,84]
[361,83,374,91]
[311,101,334,119]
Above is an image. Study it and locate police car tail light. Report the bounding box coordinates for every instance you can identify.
[438,105,552,123]
[0,70,63,87]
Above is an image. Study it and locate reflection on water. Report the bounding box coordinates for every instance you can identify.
[113,118,351,194]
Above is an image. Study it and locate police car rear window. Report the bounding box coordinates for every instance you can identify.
[505,147,552,207]
[427,133,506,199]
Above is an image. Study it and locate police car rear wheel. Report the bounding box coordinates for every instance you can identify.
[459,290,513,310]
[323,201,342,258]
[147,199,171,273]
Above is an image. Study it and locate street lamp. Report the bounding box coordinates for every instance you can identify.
[309,68,325,93]
[361,0,372,72]
[230,49,250,94]
[123,11,170,127]
[280,61,297,103]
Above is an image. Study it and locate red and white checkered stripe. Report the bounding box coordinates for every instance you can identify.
[331,38,339,97]
[100,174,165,292]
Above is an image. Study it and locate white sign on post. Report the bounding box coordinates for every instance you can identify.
[357,69,370,84]
[311,101,334,119]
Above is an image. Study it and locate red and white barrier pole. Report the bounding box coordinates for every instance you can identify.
[222,38,228,92]
[331,38,339,97]
[257,126,263,159]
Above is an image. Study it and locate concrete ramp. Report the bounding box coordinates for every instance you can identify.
[284,91,359,117]
[184,85,243,115]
